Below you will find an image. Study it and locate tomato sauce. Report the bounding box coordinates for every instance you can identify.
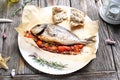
[24,31,85,55]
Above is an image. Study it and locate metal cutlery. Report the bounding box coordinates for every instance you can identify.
[0,18,13,23]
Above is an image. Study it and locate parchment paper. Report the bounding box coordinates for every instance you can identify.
[16,5,99,72]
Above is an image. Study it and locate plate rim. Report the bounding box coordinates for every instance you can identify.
[18,5,99,75]
[18,32,99,75]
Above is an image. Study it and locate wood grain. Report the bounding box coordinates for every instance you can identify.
[16,0,42,75]
[107,24,120,72]
[0,0,8,54]
[0,71,118,80]
[70,0,115,73]
[0,0,22,76]
[38,0,70,7]
[117,72,120,80]
[0,0,120,80]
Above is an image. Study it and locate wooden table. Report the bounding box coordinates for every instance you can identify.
[0,0,120,80]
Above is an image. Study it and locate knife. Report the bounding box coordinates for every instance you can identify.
[0,18,13,23]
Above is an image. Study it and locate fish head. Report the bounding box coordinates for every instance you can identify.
[31,24,48,35]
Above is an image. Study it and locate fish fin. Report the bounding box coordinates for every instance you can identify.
[85,36,96,42]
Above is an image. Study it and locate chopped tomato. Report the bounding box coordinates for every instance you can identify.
[73,45,81,52]
[44,43,49,48]
[49,46,57,51]
[28,35,34,38]
[24,32,34,38]
[74,48,80,52]
[78,44,84,49]
[63,46,71,51]
[74,45,79,49]
[57,46,66,52]
[36,40,42,46]
[70,46,74,51]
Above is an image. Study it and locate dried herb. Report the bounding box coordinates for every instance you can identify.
[105,38,116,45]
[12,0,32,16]
[33,57,67,70]
[29,52,67,70]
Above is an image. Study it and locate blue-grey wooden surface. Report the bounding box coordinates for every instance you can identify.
[0,0,120,80]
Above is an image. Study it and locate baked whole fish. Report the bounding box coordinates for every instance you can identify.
[31,24,94,45]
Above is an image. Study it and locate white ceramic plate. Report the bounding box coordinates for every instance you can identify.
[18,34,99,75]
[18,6,99,75]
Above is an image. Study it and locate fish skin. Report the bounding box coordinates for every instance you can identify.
[31,24,47,35]
[31,24,91,45]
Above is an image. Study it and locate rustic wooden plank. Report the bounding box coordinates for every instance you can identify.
[85,0,99,20]
[0,71,118,80]
[0,0,15,75]
[0,24,3,53]
[0,1,118,80]
[107,24,120,69]
[117,71,120,80]
[70,0,115,72]
[0,0,22,75]
[106,23,120,78]
[0,0,8,54]
[38,0,70,7]
[38,0,54,7]
[0,0,6,75]
[27,0,39,6]
[70,0,87,13]
[51,0,70,6]
[17,0,41,75]
[0,25,3,53]
[99,0,120,79]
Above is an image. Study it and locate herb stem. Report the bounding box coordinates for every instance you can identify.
[33,57,67,70]
[12,0,32,16]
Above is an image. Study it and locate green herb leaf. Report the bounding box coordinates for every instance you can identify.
[33,57,67,70]
[12,0,32,16]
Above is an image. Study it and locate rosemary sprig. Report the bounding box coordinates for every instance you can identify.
[12,0,32,16]
[33,57,67,70]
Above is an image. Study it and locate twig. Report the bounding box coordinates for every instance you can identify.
[33,57,67,70]
[12,0,32,16]
[29,52,67,70]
